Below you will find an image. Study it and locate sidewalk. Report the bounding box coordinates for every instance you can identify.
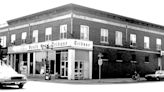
[27,76,146,84]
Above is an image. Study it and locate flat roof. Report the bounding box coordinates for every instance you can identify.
[7,3,164,30]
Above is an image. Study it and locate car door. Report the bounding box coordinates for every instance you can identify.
[161,71,164,79]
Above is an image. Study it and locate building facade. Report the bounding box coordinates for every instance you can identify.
[0,4,164,80]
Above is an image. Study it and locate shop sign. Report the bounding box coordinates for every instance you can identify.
[28,39,93,51]
[8,45,28,53]
[73,40,93,50]
[8,39,93,53]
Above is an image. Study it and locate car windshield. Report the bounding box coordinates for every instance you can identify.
[155,71,164,74]
[0,61,18,75]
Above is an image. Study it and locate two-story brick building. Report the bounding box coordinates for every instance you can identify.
[0,4,164,80]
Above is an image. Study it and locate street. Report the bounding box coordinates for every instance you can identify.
[0,79,164,92]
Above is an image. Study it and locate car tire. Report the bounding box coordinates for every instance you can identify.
[18,84,24,89]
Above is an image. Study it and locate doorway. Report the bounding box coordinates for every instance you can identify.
[15,54,20,73]
[74,60,84,80]
[56,51,68,78]
[60,51,68,78]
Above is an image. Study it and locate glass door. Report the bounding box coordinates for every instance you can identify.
[74,61,84,80]
[60,52,68,78]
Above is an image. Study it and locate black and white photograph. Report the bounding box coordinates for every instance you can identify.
[0,0,164,92]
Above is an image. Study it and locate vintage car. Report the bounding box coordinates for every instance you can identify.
[145,70,164,81]
[0,61,27,88]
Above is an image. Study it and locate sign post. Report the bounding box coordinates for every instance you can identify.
[98,59,103,80]
[98,53,103,80]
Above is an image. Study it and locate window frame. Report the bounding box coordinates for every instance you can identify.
[60,24,67,39]
[0,36,6,47]
[130,34,136,47]
[80,25,89,40]
[32,30,38,43]
[144,36,150,49]
[115,31,123,46]
[156,38,162,50]
[100,28,109,43]
[45,27,52,41]
[21,32,27,44]
[11,34,16,44]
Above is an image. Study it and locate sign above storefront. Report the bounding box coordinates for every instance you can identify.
[8,39,93,53]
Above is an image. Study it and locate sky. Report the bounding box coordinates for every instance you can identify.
[0,0,164,27]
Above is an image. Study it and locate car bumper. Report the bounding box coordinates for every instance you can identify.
[0,80,27,85]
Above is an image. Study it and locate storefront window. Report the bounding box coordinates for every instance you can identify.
[35,52,46,74]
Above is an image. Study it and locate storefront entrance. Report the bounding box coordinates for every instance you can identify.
[8,39,93,80]
[56,51,68,78]
[75,60,84,79]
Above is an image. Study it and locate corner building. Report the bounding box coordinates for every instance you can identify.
[0,4,164,80]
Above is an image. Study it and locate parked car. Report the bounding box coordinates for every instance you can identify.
[145,70,164,81]
[0,61,27,88]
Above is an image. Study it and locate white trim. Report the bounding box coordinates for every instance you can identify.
[9,24,29,30]
[73,14,164,35]
[0,28,9,32]
[33,52,36,75]
[68,49,75,80]
[1,13,164,36]
[0,13,72,32]
[89,51,92,79]
[94,44,159,54]
[27,53,30,75]
[73,14,125,28]
[127,26,164,35]
[30,14,72,26]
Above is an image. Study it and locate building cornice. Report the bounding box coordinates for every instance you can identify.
[1,13,164,36]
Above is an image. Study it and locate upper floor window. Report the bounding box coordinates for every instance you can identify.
[156,38,161,50]
[144,36,150,49]
[32,30,38,43]
[130,34,136,47]
[80,25,89,40]
[0,36,6,47]
[45,27,52,41]
[115,31,122,46]
[60,24,67,39]
[22,32,27,44]
[100,28,108,43]
[11,34,16,44]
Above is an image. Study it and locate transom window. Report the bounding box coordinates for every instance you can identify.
[80,25,89,40]
[100,28,108,43]
[60,24,67,39]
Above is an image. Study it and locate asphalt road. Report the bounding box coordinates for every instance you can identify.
[0,80,164,92]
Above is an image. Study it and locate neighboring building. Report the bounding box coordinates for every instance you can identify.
[0,4,164,80]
